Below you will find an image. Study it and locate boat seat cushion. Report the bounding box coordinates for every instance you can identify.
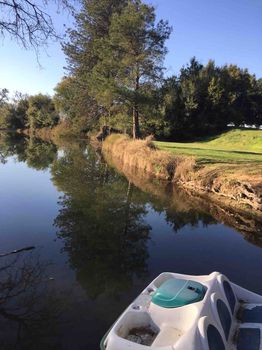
[242,306,262,323]
[217,299,231,340]
[207,324,225,350]
[223,281,236,314]
[237,328,260,350]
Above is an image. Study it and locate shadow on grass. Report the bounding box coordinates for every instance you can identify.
[158,145,262,164]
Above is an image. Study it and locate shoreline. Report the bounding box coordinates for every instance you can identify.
[103,149,262,245]
[102,134,262,216]
[2,128,261,219]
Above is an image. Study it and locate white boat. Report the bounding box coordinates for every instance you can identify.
[100,271,262,350]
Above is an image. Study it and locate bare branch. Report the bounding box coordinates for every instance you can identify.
[0,0,73,50]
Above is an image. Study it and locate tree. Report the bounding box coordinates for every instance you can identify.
[0,89,10,129]
[160,58,262,140]
[92,0,171,138]
[0,88,8,105]
[63,0,171,138]
[7,94,29,129]
[62,0,127,128]
[53,76,102,132]
[64,0,127,76]
[0,0,72,49]
[0,92,29,129]
[27,94,59,129]
[13,95,29,128]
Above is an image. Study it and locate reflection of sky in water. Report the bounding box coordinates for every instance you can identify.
[0,142,261,349]
[0,157,60,249]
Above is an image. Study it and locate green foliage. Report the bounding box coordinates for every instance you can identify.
[25,137,57,170]
[160,58,262,140]
[107,1,171,137]
[98,113,131,133]
[27,94,59,129]
[0,133,57,168]
[53,76,101,132]
[51,1,262,139]
[0,89,10,129]
[61,0,127,131]
[61,0,262,142]
[0,104,10,129]
[0,88,8,105]
[62,0,171,138]
[4,96,29,129]
[14,97,29,128]
[0,91,59,131]
[0,101,28,130]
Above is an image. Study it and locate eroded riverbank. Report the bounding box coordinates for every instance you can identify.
[102,134,262,216]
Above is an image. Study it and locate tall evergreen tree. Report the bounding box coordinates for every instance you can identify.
[92,0,171,138]
[63,0,171,138]
[62,0,127,129]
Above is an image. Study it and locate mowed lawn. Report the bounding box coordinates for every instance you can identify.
[155,129,262,163]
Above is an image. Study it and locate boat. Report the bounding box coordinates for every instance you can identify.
[100,271,262,350]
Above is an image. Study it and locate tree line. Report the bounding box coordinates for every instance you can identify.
[1,0,262,140]
[159,58,262,139]
[54,0,262,139]
[0,91,59,130]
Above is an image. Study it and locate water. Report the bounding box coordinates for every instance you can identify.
[0,133,261,349]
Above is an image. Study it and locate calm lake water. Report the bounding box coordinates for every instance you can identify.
[0,133,261,349]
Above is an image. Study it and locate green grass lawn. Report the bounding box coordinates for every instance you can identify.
[155,129,262,163]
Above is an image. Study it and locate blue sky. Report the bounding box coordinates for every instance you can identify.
[0,0,262,96]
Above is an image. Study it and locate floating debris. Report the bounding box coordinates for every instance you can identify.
[126,326,158,346]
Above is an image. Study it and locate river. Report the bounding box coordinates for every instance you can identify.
[0,133,261,349]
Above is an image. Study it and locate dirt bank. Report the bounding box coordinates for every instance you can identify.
[103,151,262,245]
[102,134,262,214]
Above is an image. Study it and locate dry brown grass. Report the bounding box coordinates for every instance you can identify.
[103,151,262,232]
[102,134,262,212]
[20,123,81,142]
[102,134,196,181]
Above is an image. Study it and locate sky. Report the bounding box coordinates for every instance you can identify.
[0,0,262,96]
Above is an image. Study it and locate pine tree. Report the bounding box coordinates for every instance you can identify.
[93,0,172,138]
[62,0,127,128]
[63,0,171,138]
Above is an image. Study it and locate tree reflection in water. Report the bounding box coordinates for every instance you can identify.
[0,132,57,169]
[0,135,262,349]
[0,134,261,306]
[0,251,63,350]
[52,144,151,298]
[103,151,262,243]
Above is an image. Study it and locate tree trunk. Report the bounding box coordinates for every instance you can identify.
[132,106,140,139]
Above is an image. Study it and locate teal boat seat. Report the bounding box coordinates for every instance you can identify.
[152,278,205,308]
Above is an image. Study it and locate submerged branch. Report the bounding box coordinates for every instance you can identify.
[0,246,35,258]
